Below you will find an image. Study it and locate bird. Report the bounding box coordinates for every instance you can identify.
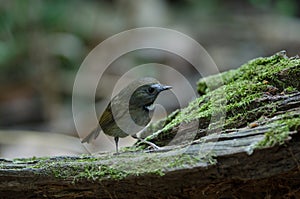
[81,77,172,153]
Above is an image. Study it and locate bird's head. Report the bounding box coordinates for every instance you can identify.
[128,78,172,109]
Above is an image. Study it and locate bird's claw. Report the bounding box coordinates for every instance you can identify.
[141,140,161,150]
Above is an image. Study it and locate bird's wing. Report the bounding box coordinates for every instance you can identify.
[99,100,128,129]
[99,102,115,128]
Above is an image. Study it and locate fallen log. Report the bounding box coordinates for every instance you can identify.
[0,51,300,198]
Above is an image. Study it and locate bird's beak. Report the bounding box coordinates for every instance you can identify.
[160,85,172,91]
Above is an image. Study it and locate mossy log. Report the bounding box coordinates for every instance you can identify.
[1,51,300,198]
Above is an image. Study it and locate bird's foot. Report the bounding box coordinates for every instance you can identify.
[140,140,162,150]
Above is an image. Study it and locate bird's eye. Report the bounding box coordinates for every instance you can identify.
[147,87,155,94]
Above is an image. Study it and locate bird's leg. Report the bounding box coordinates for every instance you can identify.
[114,137,119,154]
[132,135,161,150]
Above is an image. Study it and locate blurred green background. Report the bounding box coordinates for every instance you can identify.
[0,0,299,157]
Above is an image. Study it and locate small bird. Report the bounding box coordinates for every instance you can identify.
[81,77,172,153]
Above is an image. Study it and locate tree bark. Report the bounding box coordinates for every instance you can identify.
[0,116,299,198]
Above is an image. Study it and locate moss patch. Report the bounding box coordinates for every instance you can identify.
[256,115,300,148]
[141,51,300,147]
[31,156,129,182]
[3,151,216,183]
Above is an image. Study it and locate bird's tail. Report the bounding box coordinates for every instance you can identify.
[81,125,102,144]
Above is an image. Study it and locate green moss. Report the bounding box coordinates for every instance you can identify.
[284,86,297,93]
[282,117,300,131]
[256,115,300,148]
[74,164,128,182]
[121,145,146,153]
[74,152,215,181]
[198,51,300,94]
[2,148,216,183]
[13,156,38,163]
[6,149,217,183]
[140,51,300,146]
[168,153,216,168]
[256,126,289,148]
[27,156,129,182]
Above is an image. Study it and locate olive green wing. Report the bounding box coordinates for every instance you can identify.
[99,100,128,129]
[99,102,114,129]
